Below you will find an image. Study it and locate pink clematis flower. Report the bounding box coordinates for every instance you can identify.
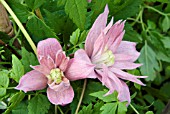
[65,5,147,104]
[16,38,74,105]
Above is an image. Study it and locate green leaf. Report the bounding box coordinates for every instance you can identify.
[7,0,31,23]
[0,32,11,44]
[21,47,38,73]
[162,16,170,32]
[0,88,6,97]
[117,102,127,114]
[78,103,93,114]
[160,82,170,98]
[93,102,104,114]
[5,92,25,114]
[109,0,142,20]
[26,16,59,43]
[146,111,154,114]
[28,94,51,114]
[25,0,45,10]
[70,28,80,45]
[161,37,170,49]
[100,103,117,114]
[83,81,105,104]
[11,55,24,83]
[90,89,118,102]
[138,41,159,81]
[12,101,28,114]
[147,20,156,30]
[91,0,110,21]
[65,0,87,30]
[0,101,7,109]
[0,70,9,88]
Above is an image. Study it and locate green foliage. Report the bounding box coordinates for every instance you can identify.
[65,0,87,30]
[138,41,159,81]
[0,70,9,97]
[28,94,51,114]
[21,47,38,73]
[5,92,25,114]
[12,101,28,114]
[10,55,24,83]
[70,28,80,45]
[26,16,59,42]
[25,0,45,10]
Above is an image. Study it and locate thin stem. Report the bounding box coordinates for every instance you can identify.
[130,104,140,114]
[55,105,58,114]
[144,5,170,16]
[57,106,64,114]
[139,7,145,31]
[0,62,11,65]
[0,0,37,55]
[28,95,31,100]
[75,79,87,114]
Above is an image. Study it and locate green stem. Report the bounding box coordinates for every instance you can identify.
[57,106,64,114]
[144,5,170,16]
[75,79,87,114]
[55,105,58,114]
[0,62,11,65]
[139,7,145,31]
[130,104,140,114]
[0,0,37,55]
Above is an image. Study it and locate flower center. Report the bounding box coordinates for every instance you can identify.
[92,50,115,68]
[47,68,64,84]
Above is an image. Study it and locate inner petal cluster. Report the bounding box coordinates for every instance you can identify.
[92,49,115,68]
[47,68,64,84]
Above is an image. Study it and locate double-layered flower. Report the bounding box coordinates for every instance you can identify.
[65,5,147,104]
[16,38,74,105]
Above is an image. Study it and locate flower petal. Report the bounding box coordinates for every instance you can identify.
[47,86,74,105]
[85,5,109,57]
[15,70,47,92]
[37,38,62,61]
[65,58,96,81]
[118,81,130,105]
[110,67,147,85]
[31,65,50,75]
[115,41,140,62]
[112,62,142,70]
[38,56,56,70]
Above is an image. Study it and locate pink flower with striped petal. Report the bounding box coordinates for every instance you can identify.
[16,38,74,105]
[65,5,147,105]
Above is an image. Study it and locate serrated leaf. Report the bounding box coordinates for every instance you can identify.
[25,0,45,10]
[11,55,24,83]
[109,0,142,20]
[138,41,159,81]
[70,28,80,45]
[65,0,87,30]
[83,81,105,104]
[117,102,127,114]
[100,103,117,114]
[93,102,104,114]
[26,16,59,43]
[5,92,25,114]
[7,0,31,23]
[162,16,170,32]
[90,89,118,102]
[21,47,38,73]
[78,103,93,114]
[12,101,28,114]
[28,94,51,114]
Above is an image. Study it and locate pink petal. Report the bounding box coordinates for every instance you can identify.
[114,54,134,61]
[31,65,50,75]
[15,70,47,92]
[115,41,140,62]
[65,58,96,81]
[87,0,92,3]
[37,38,62,61]
[47,86,74,105]
[38,56,56,70]
[110,67,147,85]
[74,49,91,63]
[118,81,130,105]
[59,57,69,72]
[85,5,109,57]
[55,50,67,68]
[112,62,142,70]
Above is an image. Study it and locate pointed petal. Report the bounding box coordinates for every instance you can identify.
[47,86,74,105]
[85,5,109,57]
[31,65,50,75]
[37,38,62,61]
[118,81,130,105]
[115,41,140,62]
[65,58,96,81]
[59,57,69,72]
[15,70,47,92]
[55,50,65,67]
[110,68,147,85]
[112,62,142,70]
[74,49,91,63]
[114,54,134,61]
[38,56,56,70]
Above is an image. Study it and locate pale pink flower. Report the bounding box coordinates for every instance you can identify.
[65,5,147,104]
[16,38,74,105]
[87,0,92,3]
